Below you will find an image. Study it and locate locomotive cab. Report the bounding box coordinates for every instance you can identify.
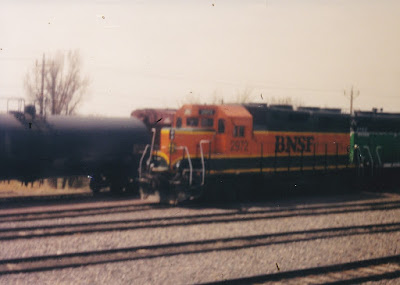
[157,104,254,170]
[159,104,219,170]
[215,105,253,155]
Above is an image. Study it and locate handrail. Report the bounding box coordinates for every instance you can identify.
[363,145,374,176]
[0,97,25,113]
[354,145,362,176]
[199,140,211,185]
[175,146,193,185]
[146,128,156,167]
[138,144,150,179]
[375,146,382,167]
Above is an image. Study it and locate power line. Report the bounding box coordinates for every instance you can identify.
[361,94,399,98]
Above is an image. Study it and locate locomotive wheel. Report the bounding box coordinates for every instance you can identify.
[221,180,237,202]
[200,178,222,202]
[139,186,149,200]
[152,176,172,205]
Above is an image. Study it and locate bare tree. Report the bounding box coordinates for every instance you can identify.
[210,89,224,104]
[234,87,254,103]
[24,59,44,114]
[24,50,89,115]
[268,96,303,107]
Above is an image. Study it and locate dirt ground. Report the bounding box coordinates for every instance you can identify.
[0,178,91,198]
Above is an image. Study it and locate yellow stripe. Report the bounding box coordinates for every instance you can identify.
[254,131,349,136]
[209,153,348,159]
[152,151,170,164]
[159,143,349,159]
[168,153,349,164]
[152,151,350,167]
[175,131,215,135]
[161,129,348,136]
[208,164,354,175]
[151,151,354,173]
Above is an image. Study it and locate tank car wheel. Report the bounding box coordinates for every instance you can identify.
[110,179,124,194]
[89,175,102,194]
[124,179,140,197]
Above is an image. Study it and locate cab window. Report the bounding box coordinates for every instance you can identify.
[199,109,215,116]
[233,126,245,137]
[218,119,225,133]
[186,117,199,127]
[201,118,214,127]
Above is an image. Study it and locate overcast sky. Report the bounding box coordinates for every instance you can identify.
[1,0,399,116]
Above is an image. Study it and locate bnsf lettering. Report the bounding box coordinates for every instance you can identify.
[275,136,314,153]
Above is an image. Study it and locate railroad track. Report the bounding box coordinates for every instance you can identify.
[202,255,400,284]
[0,202,165,223]
[0,192,93,204]
[1,192,399,283]
[0,199,400,240]
[0,222,399,276]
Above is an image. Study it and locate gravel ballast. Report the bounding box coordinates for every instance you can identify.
[0,192,399,284]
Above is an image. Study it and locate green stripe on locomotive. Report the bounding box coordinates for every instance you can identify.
[352,131,400,166]
[352,111,400,167]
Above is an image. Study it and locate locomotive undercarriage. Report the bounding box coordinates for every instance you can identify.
[137,137,209,204]
[138,168,363,204]
[138,170,204,204]
[138,156,400,205]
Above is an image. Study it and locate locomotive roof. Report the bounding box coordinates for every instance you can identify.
[353,111,400,132]
[298,107,342,113]
[218,105,252,119]
[177,104,252,119]
[354,110,400,118]
[243,104,350,133]
[244,104,344,114]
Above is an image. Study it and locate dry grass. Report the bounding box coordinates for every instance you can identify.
[0,178,91,198]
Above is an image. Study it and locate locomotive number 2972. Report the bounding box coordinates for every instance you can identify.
[230,140,248,152]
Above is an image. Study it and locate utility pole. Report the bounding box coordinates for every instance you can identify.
[344,86,359,115]
[40,53,45,116]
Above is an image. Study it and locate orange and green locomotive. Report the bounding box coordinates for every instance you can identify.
[138,104,400,203]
